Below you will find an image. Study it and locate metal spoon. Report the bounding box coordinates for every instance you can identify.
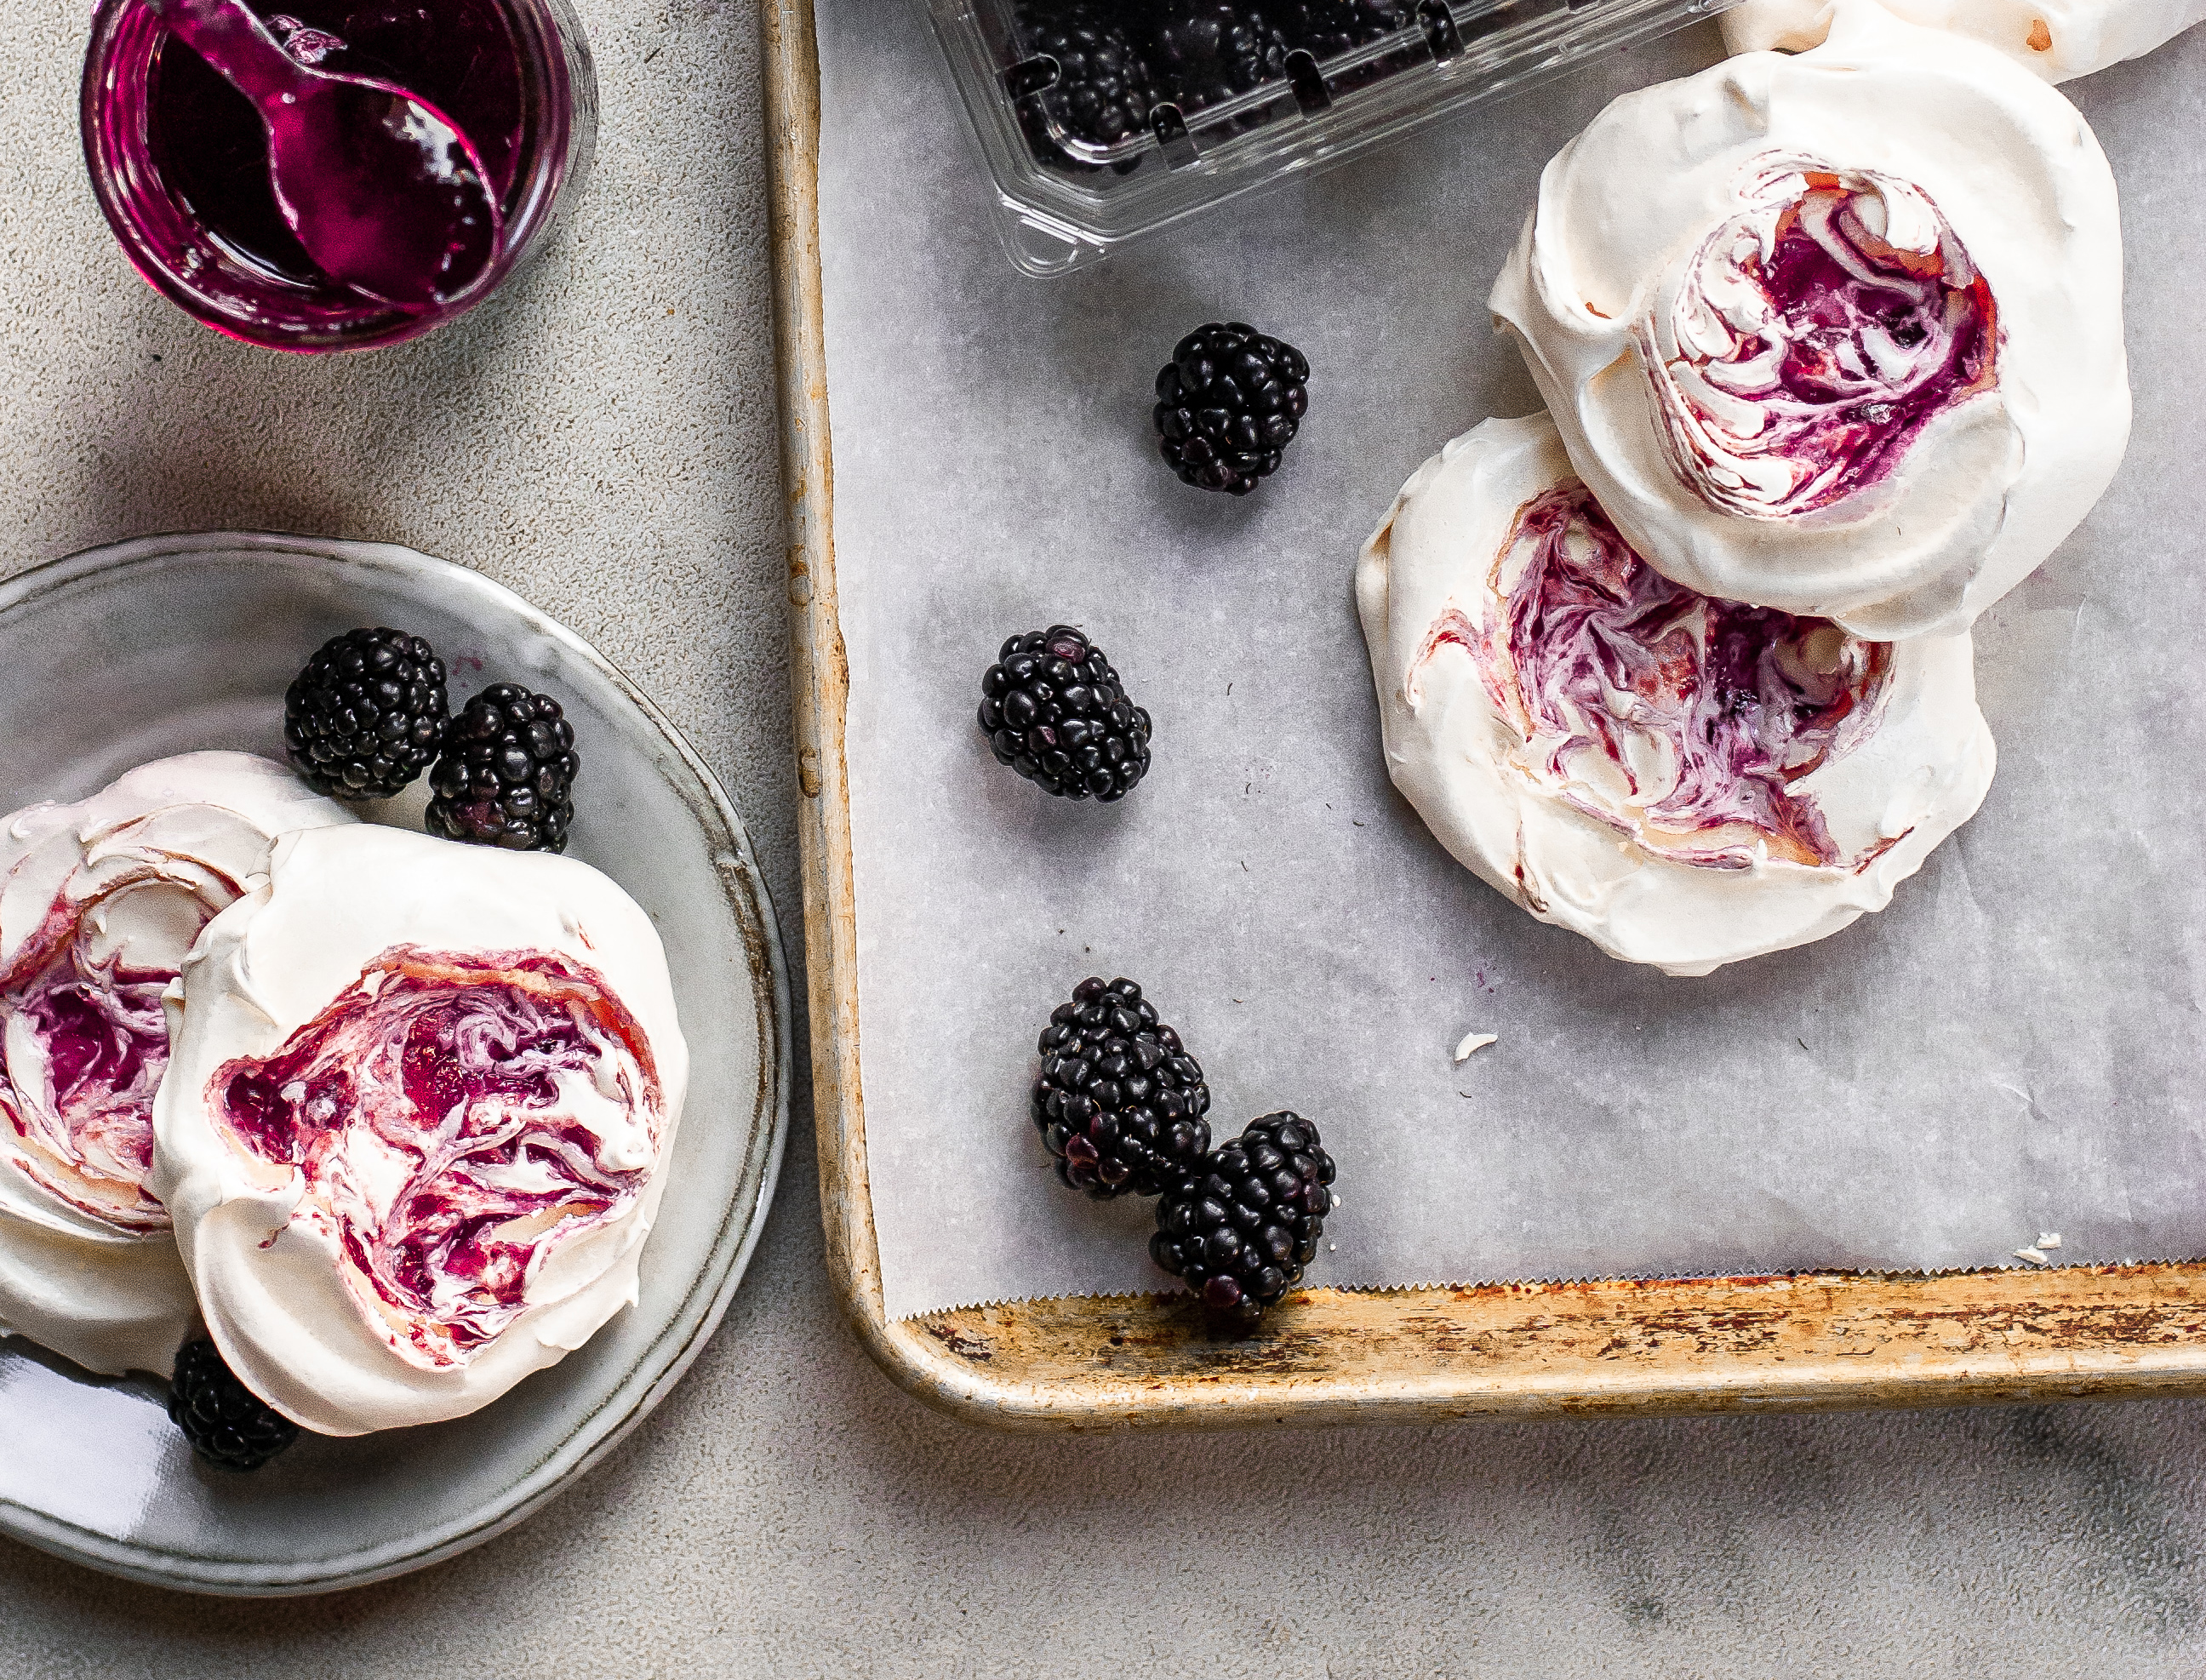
[145,0,504,310]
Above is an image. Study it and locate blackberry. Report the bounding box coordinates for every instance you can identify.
[978,626,1152,802]
[169,1339,300,1471]
[1032,976,1211,1197]
[1149,0,1289,117]
[1277,0,1411,59]
[1279,0,1411,67]
[283,627,449,799]
[1153,321,1310,495]
[1151,1111,1335,1328]
[426,683,579,854]
[1015,1,1158,169]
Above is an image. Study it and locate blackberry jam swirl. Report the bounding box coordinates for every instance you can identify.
[1639,159,1998,521]
[212,946,665,1370]
[1419,481,1893,869]
[0,846,249,1234]
[0,929,179,1235]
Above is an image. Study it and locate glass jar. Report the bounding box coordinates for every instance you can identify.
[81,0,597,353]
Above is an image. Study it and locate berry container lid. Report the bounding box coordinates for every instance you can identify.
[926,0,1734,274]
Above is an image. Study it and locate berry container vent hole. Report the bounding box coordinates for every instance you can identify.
[924,0,1735,274]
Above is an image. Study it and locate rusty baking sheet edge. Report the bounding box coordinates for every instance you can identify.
[760,0,2206,1430]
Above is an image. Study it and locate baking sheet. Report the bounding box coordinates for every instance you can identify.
[814,0,2206,1320]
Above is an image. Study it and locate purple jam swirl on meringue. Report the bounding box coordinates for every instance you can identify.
[1423,480,1893,869]
[1641,163,1998,521]
[214,946,666,1370]
[0,853,252,1236]
[1,940,176,1234]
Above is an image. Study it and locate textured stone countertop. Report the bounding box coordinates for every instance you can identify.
[6,2,2206,1674]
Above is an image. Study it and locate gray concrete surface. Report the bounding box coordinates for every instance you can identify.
[8,1,2206,1674]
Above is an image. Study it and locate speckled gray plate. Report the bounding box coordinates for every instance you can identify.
[0,532,788,1596]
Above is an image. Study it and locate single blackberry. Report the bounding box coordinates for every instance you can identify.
[1149,0,1289,117]
[1033,976,1211,1197]
[978,626,1152,802]
[1151,1111,1335,1328]
[169,1339,300,1471]
[283,627,449,799]
[1015,0,1158,170]
[1153,321,1310,495]
[426,683,579,853]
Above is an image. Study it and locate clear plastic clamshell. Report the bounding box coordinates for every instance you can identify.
[925,0,1731,273]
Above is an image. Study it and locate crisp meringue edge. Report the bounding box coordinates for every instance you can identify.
[1353,412,1999,977]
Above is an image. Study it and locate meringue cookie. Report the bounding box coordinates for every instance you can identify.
[0,752,354,1376]
[1489,0,2129,638]
[152,824,689,1437]
[1720,0,2206,84]
[1355,414,1997,975]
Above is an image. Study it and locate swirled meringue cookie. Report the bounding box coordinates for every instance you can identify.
[0,752,354,1375]
[1721,0,2206,84]
[1355,414,1996,975]
[1489,0,2129,639]
[151,824,688,1436]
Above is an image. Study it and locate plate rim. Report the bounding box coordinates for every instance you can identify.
[0,529,792,1596]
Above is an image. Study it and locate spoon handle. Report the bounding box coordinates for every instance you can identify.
[140,0,313,106]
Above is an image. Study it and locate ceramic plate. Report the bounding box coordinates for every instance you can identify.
[0,532,787,1595]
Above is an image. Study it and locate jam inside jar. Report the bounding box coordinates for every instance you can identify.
[83,0,597,351]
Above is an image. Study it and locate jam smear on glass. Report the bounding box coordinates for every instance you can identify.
[146,3,524,290]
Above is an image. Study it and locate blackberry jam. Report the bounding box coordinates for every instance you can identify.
[83,0,597,351]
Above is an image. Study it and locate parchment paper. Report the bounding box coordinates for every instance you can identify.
[815,0,2206,1320]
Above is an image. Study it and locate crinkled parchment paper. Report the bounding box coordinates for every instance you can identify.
[815,0,2206,1319]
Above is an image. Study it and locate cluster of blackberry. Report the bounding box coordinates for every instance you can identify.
[1031,976,1336,1330]
[285,627,580,853]
[980,317,1329,1326]
[1011,0,1410,163]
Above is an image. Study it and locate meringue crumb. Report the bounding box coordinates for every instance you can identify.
[2014,1245,2051,1267]
[2026,16,2052,49]
[2038,1232,2061,1249]
[1453,1031,1499,1063]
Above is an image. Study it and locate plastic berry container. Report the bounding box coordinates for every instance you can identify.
[81,0,597,353]
[927,0,1728,275]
